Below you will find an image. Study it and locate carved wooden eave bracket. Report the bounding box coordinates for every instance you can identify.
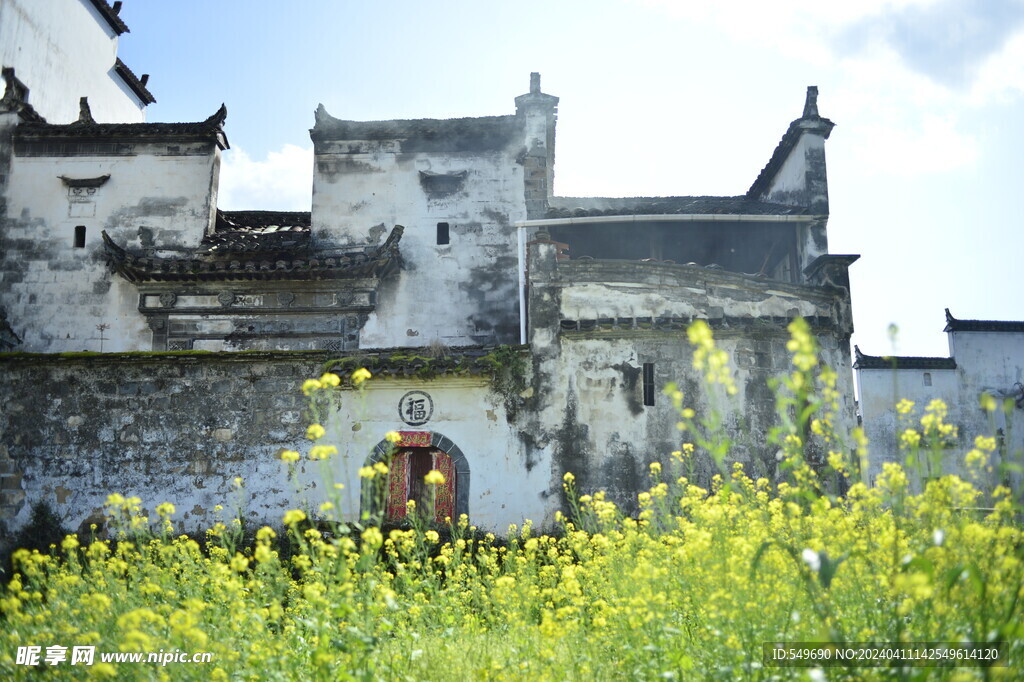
[101,225,404,284]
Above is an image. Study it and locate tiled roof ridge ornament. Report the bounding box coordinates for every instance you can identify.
[803,86,819,118]
[314,103,334,126]
[204,103,227,128]
[76,97,95,125]
[945,307,956,325]
[1,67,27,106]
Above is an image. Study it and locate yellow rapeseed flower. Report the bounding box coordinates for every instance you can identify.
[280,449,300,463]
[309,445,338,460]
[351,368,372,385]
[424,470,446,486]
[306,423,326,440]
[301,378,322,396]
[385,430,402,443]
[358,466,376,479]
[319,372,341,387]
[282,509,306,525]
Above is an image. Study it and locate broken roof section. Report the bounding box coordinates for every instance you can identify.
[101,225,404,283]
[204,210,312,253]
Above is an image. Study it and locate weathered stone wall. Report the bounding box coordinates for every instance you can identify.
[0,351,539,537]
[0,351,318,534]
[523,237,859,512]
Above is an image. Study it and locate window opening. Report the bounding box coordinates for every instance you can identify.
[642,362,655,406]
[74,225,86,248]
[923,372,932,387]
[436,222,450,245]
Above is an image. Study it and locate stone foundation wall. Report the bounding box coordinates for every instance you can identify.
[0,351,325,535]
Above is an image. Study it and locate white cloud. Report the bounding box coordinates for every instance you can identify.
[217,144,313,211]
[851,114,978,176]
[970,30,1024,102]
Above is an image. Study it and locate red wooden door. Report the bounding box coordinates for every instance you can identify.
[385,448,455,523]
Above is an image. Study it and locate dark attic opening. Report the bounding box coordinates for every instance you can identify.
[546,220,800,282]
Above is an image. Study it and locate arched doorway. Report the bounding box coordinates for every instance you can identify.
[365,431,470,523]
[386,447,455,522]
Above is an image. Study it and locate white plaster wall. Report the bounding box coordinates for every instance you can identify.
[858,332,1024,492]
[0,0,145,123]
[320,378,551,531]
[765,134,819,200]
[949,332,1024,389]
[857,368,961,484]
[313,142,526,347]
[2,147,219,351]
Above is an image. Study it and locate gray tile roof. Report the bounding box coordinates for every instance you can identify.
[15,104,227,145]
[853,346,957,370]
[944,308,1024,333]
[88,0,129,35]
[102,225,403,283]
[114,58,155,105]
[310,104,520,151]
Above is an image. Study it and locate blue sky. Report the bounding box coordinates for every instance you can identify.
[115,0,1024,359]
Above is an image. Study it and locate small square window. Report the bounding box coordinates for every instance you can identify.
[436,222,450,245]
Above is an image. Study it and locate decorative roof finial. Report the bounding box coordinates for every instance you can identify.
[945,308,955,324]
[78,97,95,124]
[803,86,819,118]
[204,103,227,127]
[530,72,541,94]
